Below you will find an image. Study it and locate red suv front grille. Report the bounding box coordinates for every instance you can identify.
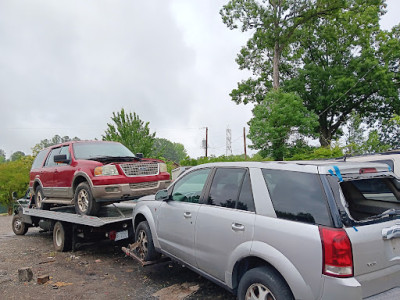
[119,162,159,177]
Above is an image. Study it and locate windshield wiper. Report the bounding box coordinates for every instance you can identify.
[368,208,400,220]
[87,156,137,162]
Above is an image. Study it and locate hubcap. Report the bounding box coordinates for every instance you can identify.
[245,284,276,300]
[36,190,43,208]
[77,189,89,213]
[55,227,62,246]
[14,218,22,231]
[136,229,148,260]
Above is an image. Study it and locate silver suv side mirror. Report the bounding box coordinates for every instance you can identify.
[155,189,170,201]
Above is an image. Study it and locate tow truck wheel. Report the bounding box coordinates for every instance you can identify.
[12,215,28,235]
[135,221,161,261]
[53,221,72,252]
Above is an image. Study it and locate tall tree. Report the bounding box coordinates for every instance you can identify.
[344,112,365,155]
[0,149,5,163]
[248,90,318,160]
[221,0,344,91]
[286,1,400,146]
[222,0,399,147]
[376,114,400,149]
[152,138,188,163]
[10,151,25,162]
[32,135,80,156]
[102,109,155,157]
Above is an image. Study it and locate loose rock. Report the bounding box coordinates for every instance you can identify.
[18,267,33,282]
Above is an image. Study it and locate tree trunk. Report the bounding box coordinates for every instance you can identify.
[319,128,332,147]
[273,42,280,90]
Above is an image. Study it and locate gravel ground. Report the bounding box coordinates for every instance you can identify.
[0,214,235,300]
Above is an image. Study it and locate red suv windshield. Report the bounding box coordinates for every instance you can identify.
[73,142,136,160]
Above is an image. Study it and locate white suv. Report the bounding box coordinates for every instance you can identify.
[131,161,400,299]
[334,152,400,177]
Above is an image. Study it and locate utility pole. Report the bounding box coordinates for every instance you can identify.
[243,127,247,160]
[205,127,208,157]
[226,127,232,156]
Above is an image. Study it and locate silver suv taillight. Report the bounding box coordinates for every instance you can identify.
[319,226,354,278]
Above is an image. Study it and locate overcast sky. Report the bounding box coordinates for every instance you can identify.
[1,0,399,159]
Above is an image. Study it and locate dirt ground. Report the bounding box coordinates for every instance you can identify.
[0,215,235,300]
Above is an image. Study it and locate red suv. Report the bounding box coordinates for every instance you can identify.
[29,141,171,215]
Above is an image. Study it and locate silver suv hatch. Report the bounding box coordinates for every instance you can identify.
[322,163,400,298]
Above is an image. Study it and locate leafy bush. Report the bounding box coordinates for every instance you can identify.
[0,156,33,214]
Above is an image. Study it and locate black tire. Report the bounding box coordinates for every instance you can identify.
[35,186,51,210]
[12,215,28,235]
[237,266,294,300]
[74,182,99,216]
[135,221,161,261]
[53,221,72,252]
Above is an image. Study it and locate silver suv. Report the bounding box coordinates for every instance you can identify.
[132,161,400,299]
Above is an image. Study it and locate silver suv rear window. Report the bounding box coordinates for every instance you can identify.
[262,169,332,226]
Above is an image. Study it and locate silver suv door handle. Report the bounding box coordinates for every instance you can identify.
[184,212,192,219]
[382,224,400,240]
[232,223,245,232]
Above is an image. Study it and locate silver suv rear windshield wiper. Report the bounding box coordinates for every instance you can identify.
[367,208,400,220]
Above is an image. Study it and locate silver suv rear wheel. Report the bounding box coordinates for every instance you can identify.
[237,266,293,300]
[245,283,276,300]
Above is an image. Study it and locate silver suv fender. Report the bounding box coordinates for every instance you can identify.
[245,241,314,299]
[132,205,161,250]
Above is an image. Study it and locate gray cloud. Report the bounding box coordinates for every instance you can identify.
[1,0,398,158]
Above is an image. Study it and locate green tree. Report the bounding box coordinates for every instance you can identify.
[363,130,390,153]
[286,1,400,146]
[344,113,392,155]
[248,90,318,160]
[0,156,33,214]
[32,135,80,156]
[221,0,344,91]
[10,151,25,162]
[0,149,5,163]
[152,138,188,163]
[345,113,365,155]
[221,0,399,146]
[377,114,400,149]
[102,108,155,157]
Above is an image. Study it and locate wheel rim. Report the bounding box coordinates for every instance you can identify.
[136,229,148,260]
[36,190,43,208]
[245,283,276,300]
[55,227,62,246]
[77,189,89,213]
[14,218,22,231]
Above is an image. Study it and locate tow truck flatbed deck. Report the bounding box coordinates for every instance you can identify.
[13,201,136,252]
[21,202,135,227]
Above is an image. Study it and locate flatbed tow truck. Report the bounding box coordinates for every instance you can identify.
[12,200,135,252]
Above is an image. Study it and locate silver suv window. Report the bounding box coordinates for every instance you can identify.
[171,168,211,203]
[262,169,332,226]
[207,168,255,212]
